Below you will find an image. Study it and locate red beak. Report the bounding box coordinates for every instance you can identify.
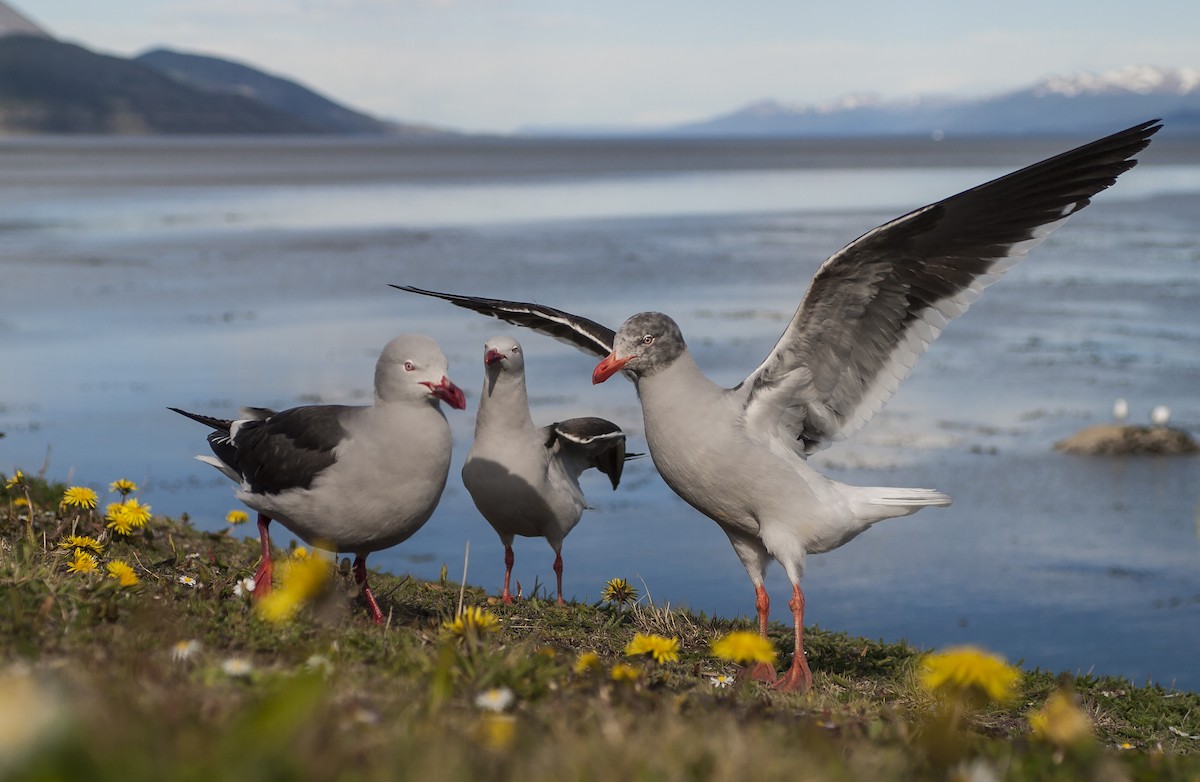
[592,352,632,384]
[423,377,467,410]
[484,348,506,366]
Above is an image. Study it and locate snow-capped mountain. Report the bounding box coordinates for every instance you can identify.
[666,66,1200,138]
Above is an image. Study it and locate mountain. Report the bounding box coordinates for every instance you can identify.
[134,48,437,135]
[0,35,326,134]
[0,0,48,38]
[667,66,1200,138]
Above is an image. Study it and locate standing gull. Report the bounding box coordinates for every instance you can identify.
[464,335,629,605]
[394,120,1160,689]
[170,334,466,624]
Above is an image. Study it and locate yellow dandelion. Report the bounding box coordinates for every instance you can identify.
[118,498,152,528]
[711,630,778,665]
[443,606,501,640]
[291,546,310,560]
[66,550,99,575]
[600,577,639,606]
[105,504,135,536]
[58,535,104,556]
[61,486,98,510]
[106,560,140,588]
[574,651,602,675]
[920,646,1021,704]
[477,714,517,751]
[255,555,331,625]
[109,478,138,496]
[624,633,680,664]
[1029,690,1094,748]
[13,497,29,508]
[4,469,25,489]
[610,663,640,682]
[225,509,249,525]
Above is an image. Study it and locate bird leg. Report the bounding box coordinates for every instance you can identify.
[553,551,565,606]
[501,545,515,604]
[251,513,274,599]
[745,583,777,683]
[772,583,813,693]
[353,555,385,625]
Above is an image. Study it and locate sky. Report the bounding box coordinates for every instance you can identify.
[23,0,1200,134]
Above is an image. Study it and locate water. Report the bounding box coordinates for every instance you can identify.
[2,134,1198,689]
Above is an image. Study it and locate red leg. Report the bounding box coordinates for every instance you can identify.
[501,545,515,604]
[353,555,385,625]
[552,551,564,606]
[251,513,273,599]
[745,584,777,683]
[772,583,813,693]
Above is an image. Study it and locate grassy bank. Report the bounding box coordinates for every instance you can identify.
[2,470,1198,781]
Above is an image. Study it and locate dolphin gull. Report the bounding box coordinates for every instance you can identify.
[393,119,1160,688]
[171,334,466,624]
[463,335,630,605]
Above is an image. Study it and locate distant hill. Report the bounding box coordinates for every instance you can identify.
[667,66,1200,138]
[134,48,437,135]
[0,0,48,38]
[0,35,323,134]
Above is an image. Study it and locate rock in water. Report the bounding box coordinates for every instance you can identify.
[1055,424,1198,456]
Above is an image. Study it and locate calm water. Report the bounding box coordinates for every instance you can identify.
[1,134,1198,688]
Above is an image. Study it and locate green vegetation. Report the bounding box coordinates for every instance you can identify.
[2,469,1198,781]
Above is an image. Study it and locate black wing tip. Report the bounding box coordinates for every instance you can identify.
[169,406,231,431]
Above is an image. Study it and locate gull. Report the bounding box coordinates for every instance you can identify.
[1151,405,1171,427]
[393,119,1160,689]
[170,334,466,624]
[463,335,630,605]
[1113,398,1130,423]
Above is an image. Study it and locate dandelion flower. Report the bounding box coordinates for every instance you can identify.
[171,640,202,662]
[105,504,135,535]
[109,478,138,496]
[58,535,104,556]
[4,469,25,489]
[255,555,330,624]
[443,606,501,640]
[225,509,249,525]
[221,657,254,678]
[474,687,515,713]
[711,630,778,665]
[13,496,29,508]
[291,546,310,560]
[66,550,99,574]
[61,486,98,510]
[574,651,602,675]
[624,633,680,664]
[610,663,640,682]
[232,577,256,598]
[117,498,152,528]
[601,577,639,606]
[106,560,139,587]
[920,646,1021,704]
[710,674,736,689]
[1029,689,1094,748]
[178,575,200,589]
[477,714,517,750]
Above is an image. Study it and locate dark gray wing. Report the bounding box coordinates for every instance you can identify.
[393,285,616,358]
[171,405,351,495]
[737,119,1162,453]
[545,417,628,490]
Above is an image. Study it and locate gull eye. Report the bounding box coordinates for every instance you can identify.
[512,346,520,354]
[403,361,415,371]
[642,334,655,345]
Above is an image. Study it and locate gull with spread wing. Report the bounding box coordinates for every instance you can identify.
[393,120,1160,689]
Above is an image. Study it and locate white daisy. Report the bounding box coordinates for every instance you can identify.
[178,575,200,588]
[710,674,735,689]
[474,687,515,713]
[221,657,254,678]
[171,639,202,662]
[232,577,256,597]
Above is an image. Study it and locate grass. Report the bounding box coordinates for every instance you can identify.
[2,470,1199,781]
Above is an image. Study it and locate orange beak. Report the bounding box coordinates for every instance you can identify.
[592,352,632,384]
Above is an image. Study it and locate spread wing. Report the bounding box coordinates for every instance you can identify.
[392,285,615,357]
[545,417,629,490]
[736,119,1161,453]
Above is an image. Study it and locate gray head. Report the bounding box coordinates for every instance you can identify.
[481,335,525,394]
[375,334,466,409]
[592,312,687,384]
